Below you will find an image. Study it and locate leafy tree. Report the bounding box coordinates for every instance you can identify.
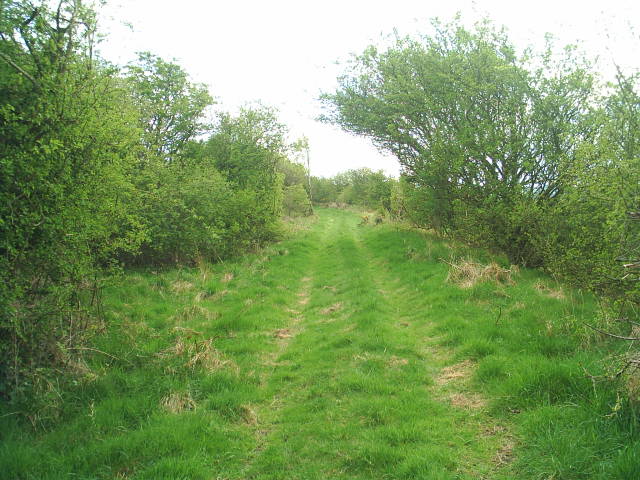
[284,184,313,217]
[278,157,308,187]
[205,107,287,229]
[0,0,142,400]
[321,18,595,263]
[125,52,213,162]
[310,169,395,210]
[207,106,286,189]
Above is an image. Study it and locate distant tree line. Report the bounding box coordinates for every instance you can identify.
[0,1,311,400]
[311,168,396,211]
[322,18,640,311]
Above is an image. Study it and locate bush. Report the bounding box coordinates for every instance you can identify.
[284,184,313,217]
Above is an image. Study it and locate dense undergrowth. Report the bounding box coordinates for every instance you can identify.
[0,1,313,400]
[321,17,640,320]
[2,2,639,476]
[1,208,638,479]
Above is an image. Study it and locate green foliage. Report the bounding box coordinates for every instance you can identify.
[125,52,213,161]
[311,168,396,211]
[0,1,301,404]
[322,16,640,307]
[2,209,636,478]
[283,184,313,217]
[310,176,339,204]
[0,0,143,400]
[125,64,289,264]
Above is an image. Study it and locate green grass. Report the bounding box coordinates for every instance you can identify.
[1,207,639,479]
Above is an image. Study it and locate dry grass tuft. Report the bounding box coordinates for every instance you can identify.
[161,391,196,414]
[320,302,343,315]
[273,328,293,339]
[240,404,259,425]
[65,358,98,382]
[446,259,516,289]
[493,436,516,466]
[162,337,238,373]
[436,360,475,385]
[214,289,230,301]
[626,368,640,403]
[222,272,234,283]
[388,355,409,367]
[449,392,486,409]
[194,291,207,302]
[172,326,203,338]
[171,280,194,293]
[185,338,237,372]
[298,296,309,305]
[533,280,565,300]
[173,304,218,322]
[195,256,210,282]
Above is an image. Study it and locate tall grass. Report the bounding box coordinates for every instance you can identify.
[1,209,637,479]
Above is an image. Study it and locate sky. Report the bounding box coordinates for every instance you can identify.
[98,0,640,177]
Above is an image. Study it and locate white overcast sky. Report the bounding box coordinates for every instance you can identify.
[98,0,639,177]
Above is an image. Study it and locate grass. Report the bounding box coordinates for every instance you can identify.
[1,207,639,479]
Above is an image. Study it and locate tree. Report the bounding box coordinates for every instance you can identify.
[0,0,143,401]
[126,52,213,162]
[321,18,595,262]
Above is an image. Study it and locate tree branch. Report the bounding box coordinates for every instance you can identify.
[584,322,640,341]
[0,51,40,87]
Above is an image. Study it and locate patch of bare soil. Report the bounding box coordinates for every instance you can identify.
[493,436,516,466]
[265,275,312,360]
[449,392,486,409]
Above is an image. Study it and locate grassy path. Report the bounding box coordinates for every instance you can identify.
[2,208,638,479]
[240,209,506,479]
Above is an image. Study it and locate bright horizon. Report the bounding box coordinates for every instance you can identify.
[98,0,639,178]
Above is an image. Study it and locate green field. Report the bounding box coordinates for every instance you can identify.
[2,208,638,479]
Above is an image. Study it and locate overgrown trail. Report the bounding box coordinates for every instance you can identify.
[5,208,633,480]
[236,210,509,479]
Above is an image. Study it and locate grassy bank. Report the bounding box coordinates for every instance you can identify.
[1,208,638,479]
